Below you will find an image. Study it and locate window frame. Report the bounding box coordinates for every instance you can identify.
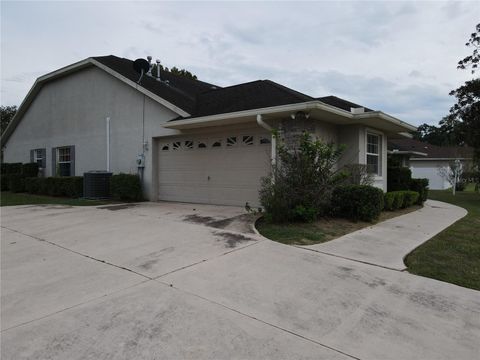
[33,149,44,168]
[365,131,382,177]
[55,146,73,177]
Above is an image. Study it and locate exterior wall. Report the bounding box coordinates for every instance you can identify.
[3,66,179,200]
[337,125,387,191]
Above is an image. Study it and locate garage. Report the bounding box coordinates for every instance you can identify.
[410,161,450,190]
[156,128,272,206]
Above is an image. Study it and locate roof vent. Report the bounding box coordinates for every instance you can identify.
[351,107,365,114]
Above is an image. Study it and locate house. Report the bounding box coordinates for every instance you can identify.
[388,138,474,190]
[1,55,416,206]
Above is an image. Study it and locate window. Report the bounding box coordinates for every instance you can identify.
[184,140,193,149]
[366,133,381,175]
[198,142,207,149]
[56,147,72,177]
[212,140,222,148]
[162,144,169,151]
[172,141,181,150]
[33,149,44,168]
[242,135,254,146]
[226,136,237,147]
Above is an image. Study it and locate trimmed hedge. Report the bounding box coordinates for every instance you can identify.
[24,177,84,198]
[110,173,143,201]
[409,178,429,204]
[1,162,22,175]
[332,185,384,222]
[384,190,420,210]
[403,191,419,208]
[8,174,26,193]
[22,163,39,178]
[387,167,412,192]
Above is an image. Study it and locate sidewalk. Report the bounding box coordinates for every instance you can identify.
[303,200,467,270]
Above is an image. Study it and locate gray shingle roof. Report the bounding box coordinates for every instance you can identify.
[94,55,373,119]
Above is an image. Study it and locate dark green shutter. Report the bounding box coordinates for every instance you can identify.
[51,148,56,176]
[70,146,75,176]
[41,149,46,169]
[30,150,34,163]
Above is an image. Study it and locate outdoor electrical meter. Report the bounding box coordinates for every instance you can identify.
[136,154,145,168]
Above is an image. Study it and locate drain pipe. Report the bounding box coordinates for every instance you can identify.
[256,114,276,166]
[106,116,110,171]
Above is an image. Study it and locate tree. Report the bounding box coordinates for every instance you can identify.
[448,23,480,164]
[1,105,17,135]
[259,132,344,223]
[150,63,197,81]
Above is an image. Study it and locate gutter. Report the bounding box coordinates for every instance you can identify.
[163,101,418,133]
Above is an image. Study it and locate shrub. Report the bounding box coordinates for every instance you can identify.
[110,173,143,201]
[455,181,466,191]
[291,205,318,223]
[259,132,345,223]
[1,162,22,175]
[387,167,412,191]
[409,178,429,204]
[384,192,396,211]
[1,174,11,191]
[24,177,83,198]
[22,163,39,178]
[341,164,374,186]
[403,191,419,208]
[8,174,26,193]
[331,185,384,222]
[391,191,405,210]
[25,177,42,194]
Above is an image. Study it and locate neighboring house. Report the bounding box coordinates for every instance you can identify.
[388,138,474,190]
[1,55,416,206]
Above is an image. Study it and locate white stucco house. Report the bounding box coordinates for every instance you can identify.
[1,55,417,206]
[388,138,474,190]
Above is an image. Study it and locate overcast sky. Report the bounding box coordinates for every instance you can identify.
[1,1,479,126]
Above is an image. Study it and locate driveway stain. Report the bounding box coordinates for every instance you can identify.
[183,214,234,229]
[138,247,175,270]
[213,231,256,248]
[98,204,137,211]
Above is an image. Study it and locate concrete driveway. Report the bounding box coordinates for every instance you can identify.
[1,202,479,359]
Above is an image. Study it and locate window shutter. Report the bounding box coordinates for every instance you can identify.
[70,146,75,176]
[52,148,56,177]
[41,149,46,169]
[30,150,34,163]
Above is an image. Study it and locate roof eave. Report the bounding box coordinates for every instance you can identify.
[163,101,417,135]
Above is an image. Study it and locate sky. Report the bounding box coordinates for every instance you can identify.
[1,1,479,127]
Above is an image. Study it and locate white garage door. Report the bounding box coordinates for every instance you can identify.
[410,163,450,190]
[157,129,272,206]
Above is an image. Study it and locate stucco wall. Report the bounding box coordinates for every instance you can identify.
[3,66,179,199]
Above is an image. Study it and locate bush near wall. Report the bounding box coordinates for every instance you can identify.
[384,190,420,210]
[110,174,143,202]
[409,178,429,204]
[331,185,384,222]
[8,174,26,193]
[1,163,23,175]
[24,177,84,198]
[387,167,412,192]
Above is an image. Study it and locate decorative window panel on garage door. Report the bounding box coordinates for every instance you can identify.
[157,130,271,206]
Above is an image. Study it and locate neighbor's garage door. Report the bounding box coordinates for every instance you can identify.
[157,129,271,206]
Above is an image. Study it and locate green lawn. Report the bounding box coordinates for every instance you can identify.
[256,205,421,246]
[405,189,480,290]
[1,191,111,207]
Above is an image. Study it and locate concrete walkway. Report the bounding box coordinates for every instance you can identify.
[304,200,467,270]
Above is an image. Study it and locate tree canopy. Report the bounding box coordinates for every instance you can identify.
[150,63,197,81]
[1,105,17,135]
[448,23,480,163]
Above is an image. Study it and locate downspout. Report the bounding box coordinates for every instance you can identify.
[106,117,110,171]
[256,114,276,166]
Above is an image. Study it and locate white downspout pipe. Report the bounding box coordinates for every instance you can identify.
[106,116,110,171]
[256,114,276,166]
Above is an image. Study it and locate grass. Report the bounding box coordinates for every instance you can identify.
[405,188,480,290]
[1,191,112,207]
[256,205,421,246]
